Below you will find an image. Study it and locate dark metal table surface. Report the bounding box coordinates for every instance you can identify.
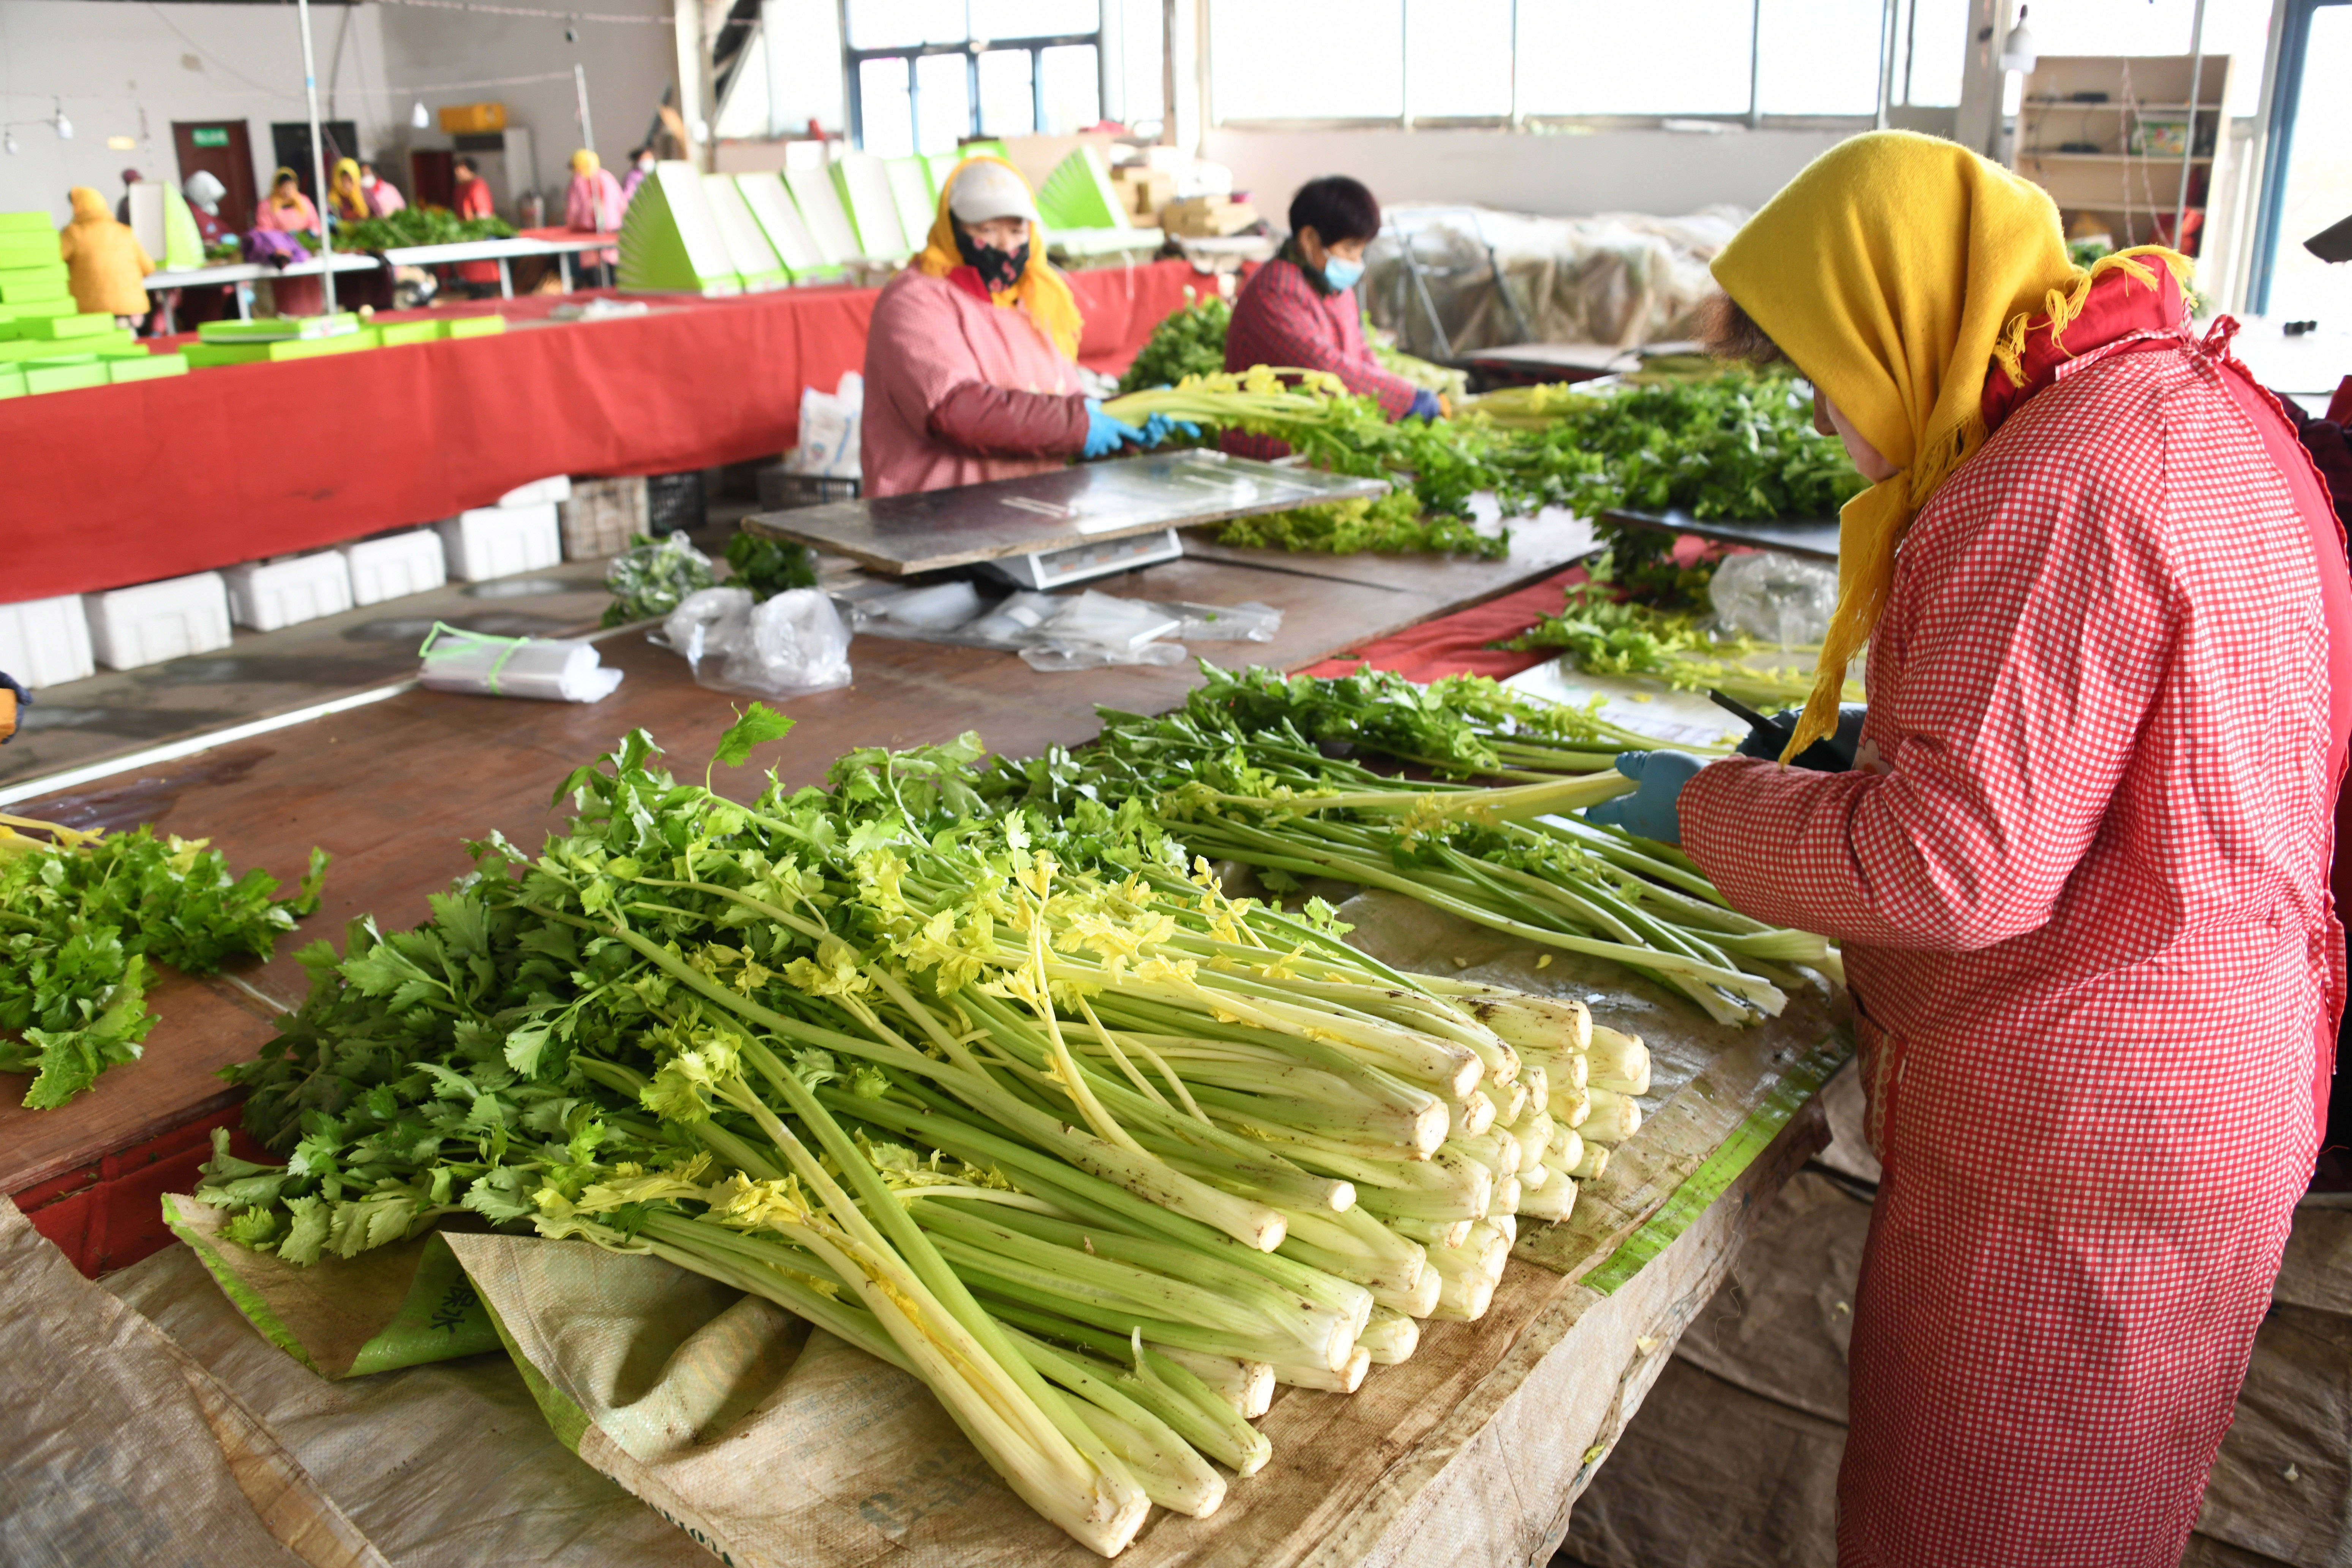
[1600,507,1840,562]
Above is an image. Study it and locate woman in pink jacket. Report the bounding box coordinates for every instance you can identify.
[1589,132,2352,1568]
[564,149,625,282]
[860,157,1173,498]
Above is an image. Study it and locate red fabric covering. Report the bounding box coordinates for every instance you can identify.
[1298,566,1585,681]
[6,260,1203,601]
[13,1104,273,1279]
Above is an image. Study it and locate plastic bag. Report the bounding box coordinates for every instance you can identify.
[1035,591,1181,652]
[604,531,716,625]
[1707,549,1839,646]
[849,579,984,635]
[1138,599,1282,642]
[673,588,852,697]
[787,372,865,479]
[417,623,624,703]
[1019,639,1190,672]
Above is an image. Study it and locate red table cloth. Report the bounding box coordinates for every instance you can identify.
[8,259,1203,601]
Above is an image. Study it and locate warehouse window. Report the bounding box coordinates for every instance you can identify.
[1207,0,1969,124]
[847,0,1105,152]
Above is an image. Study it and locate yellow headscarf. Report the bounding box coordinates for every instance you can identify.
[331,157,367,220]
[570,148,600,176]
[1710,130,2189,760]
[917,156,1084,362]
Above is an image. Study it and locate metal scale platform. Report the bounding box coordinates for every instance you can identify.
[741,450,1389,589]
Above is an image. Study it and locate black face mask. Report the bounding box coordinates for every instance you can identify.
[956,228,1030,292]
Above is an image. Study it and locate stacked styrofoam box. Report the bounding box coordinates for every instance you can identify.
[436,502,561,582]
[497,474,572,509]
[559,476,649,561]
[0,593,96,688]
[340,529,448,607]
[224,551,356,631]
[84,572,233,671]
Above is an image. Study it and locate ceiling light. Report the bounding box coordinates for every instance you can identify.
[412,100,431,129]
[53,102,73,139]
[2000,6,2038,74]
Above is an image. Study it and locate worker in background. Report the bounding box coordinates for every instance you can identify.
[358,161,406,217]
[58,187,153,328]
[1221,174,1440,460]
[182,171,229,248]
[563,149,625,285]
[329,157,375,223]
[112,167,141,224]
[252,168,319,234]
[621,146,655,206]
[449,155,501,297]
[861,156,1179,498]
[1587,131,2351,1568]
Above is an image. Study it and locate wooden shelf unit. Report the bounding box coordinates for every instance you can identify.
[2012,54,2233,256]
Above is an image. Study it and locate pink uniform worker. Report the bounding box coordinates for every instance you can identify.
[564,149,625,268]
[861,157,1170,498]
[1221,174,1438,461]
[1588,131,2352,1568]
[450,156,500,288]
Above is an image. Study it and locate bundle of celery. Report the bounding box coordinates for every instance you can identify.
[986,703,1834,1028]
[0,814,326,1107]
[203,714,1644,1554]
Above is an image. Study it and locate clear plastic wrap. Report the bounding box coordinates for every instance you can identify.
[417,623,624,703]
[1706,550,1840,646]
[660,586,853,697]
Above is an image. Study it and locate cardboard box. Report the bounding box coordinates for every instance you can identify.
[559,476,648,561]
[1163,197,1260,238]
[84,572,232,670]
[0,592,96,687]
[1111,167,1176,223]
[438,102,507,133]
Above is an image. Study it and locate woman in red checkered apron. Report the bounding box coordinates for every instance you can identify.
[1589,133,2352,1566]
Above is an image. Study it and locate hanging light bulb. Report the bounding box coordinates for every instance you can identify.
[1999,5,2038,74]
[3,130,17,156]
[411,99,431,129]
[52,101,73,139]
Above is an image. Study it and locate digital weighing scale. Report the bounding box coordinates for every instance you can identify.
[741,450,1391,588]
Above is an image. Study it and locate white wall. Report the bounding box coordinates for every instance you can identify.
[0,0,672,226]
[1206,120,1954,221]
[0,0,397,224]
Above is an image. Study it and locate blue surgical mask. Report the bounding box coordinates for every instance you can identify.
[1321,255,1364,291]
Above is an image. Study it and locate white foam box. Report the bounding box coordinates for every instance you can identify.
[223,550,355,631]
[339,529,448,606]
[0,592,96,688]
[84,572,232,671]
[436,502,561,582]
[497,474,573,508]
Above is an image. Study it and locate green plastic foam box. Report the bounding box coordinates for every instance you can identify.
[198,312,362,342]
[734,172,838,282]
[0,297,79,324]
[376,318,441,346]
[0,211,54,234]
[1035,144,1129,233]
[0,365,24,398]
[702,173,789,291]
[617,161,741,297]
[24,359,111,394]
[0,240,57,270]
[110,352,189,383]
[830,151,910,260]
[782,166,861,269]
[0,265,70,303]
[18,313,116,340]
[184,329,381,367]
[440,315,504,339]
[884,156,937,253]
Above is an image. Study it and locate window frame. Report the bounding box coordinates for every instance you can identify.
[1202,0,1941,133]
[843,0,1106,151]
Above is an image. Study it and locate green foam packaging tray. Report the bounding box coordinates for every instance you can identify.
[110,352,190,383]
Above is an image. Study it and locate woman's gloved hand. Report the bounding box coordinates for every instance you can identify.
[1407,388,1445,422]
[1138,412,1201,448]
[1583,750,1707,846]
[1082,400,1149,459]
[1736,705,1869,770]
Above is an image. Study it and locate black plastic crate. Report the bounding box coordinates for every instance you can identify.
[756,466,862,511]
[646,469,707,535]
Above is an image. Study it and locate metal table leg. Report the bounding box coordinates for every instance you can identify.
[498,258,513,300]
[558,250,573,292]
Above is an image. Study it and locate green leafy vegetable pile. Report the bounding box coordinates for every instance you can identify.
[1214,487,1507,560]
[602,532,716,626]
[722,530,818,601]
[0,817,326,1108]
[1116,290,1232,395]
[330,204,517,253]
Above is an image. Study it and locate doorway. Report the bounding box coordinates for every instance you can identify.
[2252,0,2352,316]
[170,121,256,233]
[269,120,361,205]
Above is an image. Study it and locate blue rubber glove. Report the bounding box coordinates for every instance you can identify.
[1138,412,1201,448]
[1407,388,1444,422]
[1735,705,1868,770]
[1083,399,1149,459]
[1583,750,1707,846]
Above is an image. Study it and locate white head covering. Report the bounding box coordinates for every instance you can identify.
[185,170,226,214]
[946,159,1039,227]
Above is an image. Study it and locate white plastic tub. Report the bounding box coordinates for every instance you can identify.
[436,503,562,582]
[223,551,355,631]
[0,593,96,688]
[84,572,233,670]
[496,474,573,509]
[339,530,448,607]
